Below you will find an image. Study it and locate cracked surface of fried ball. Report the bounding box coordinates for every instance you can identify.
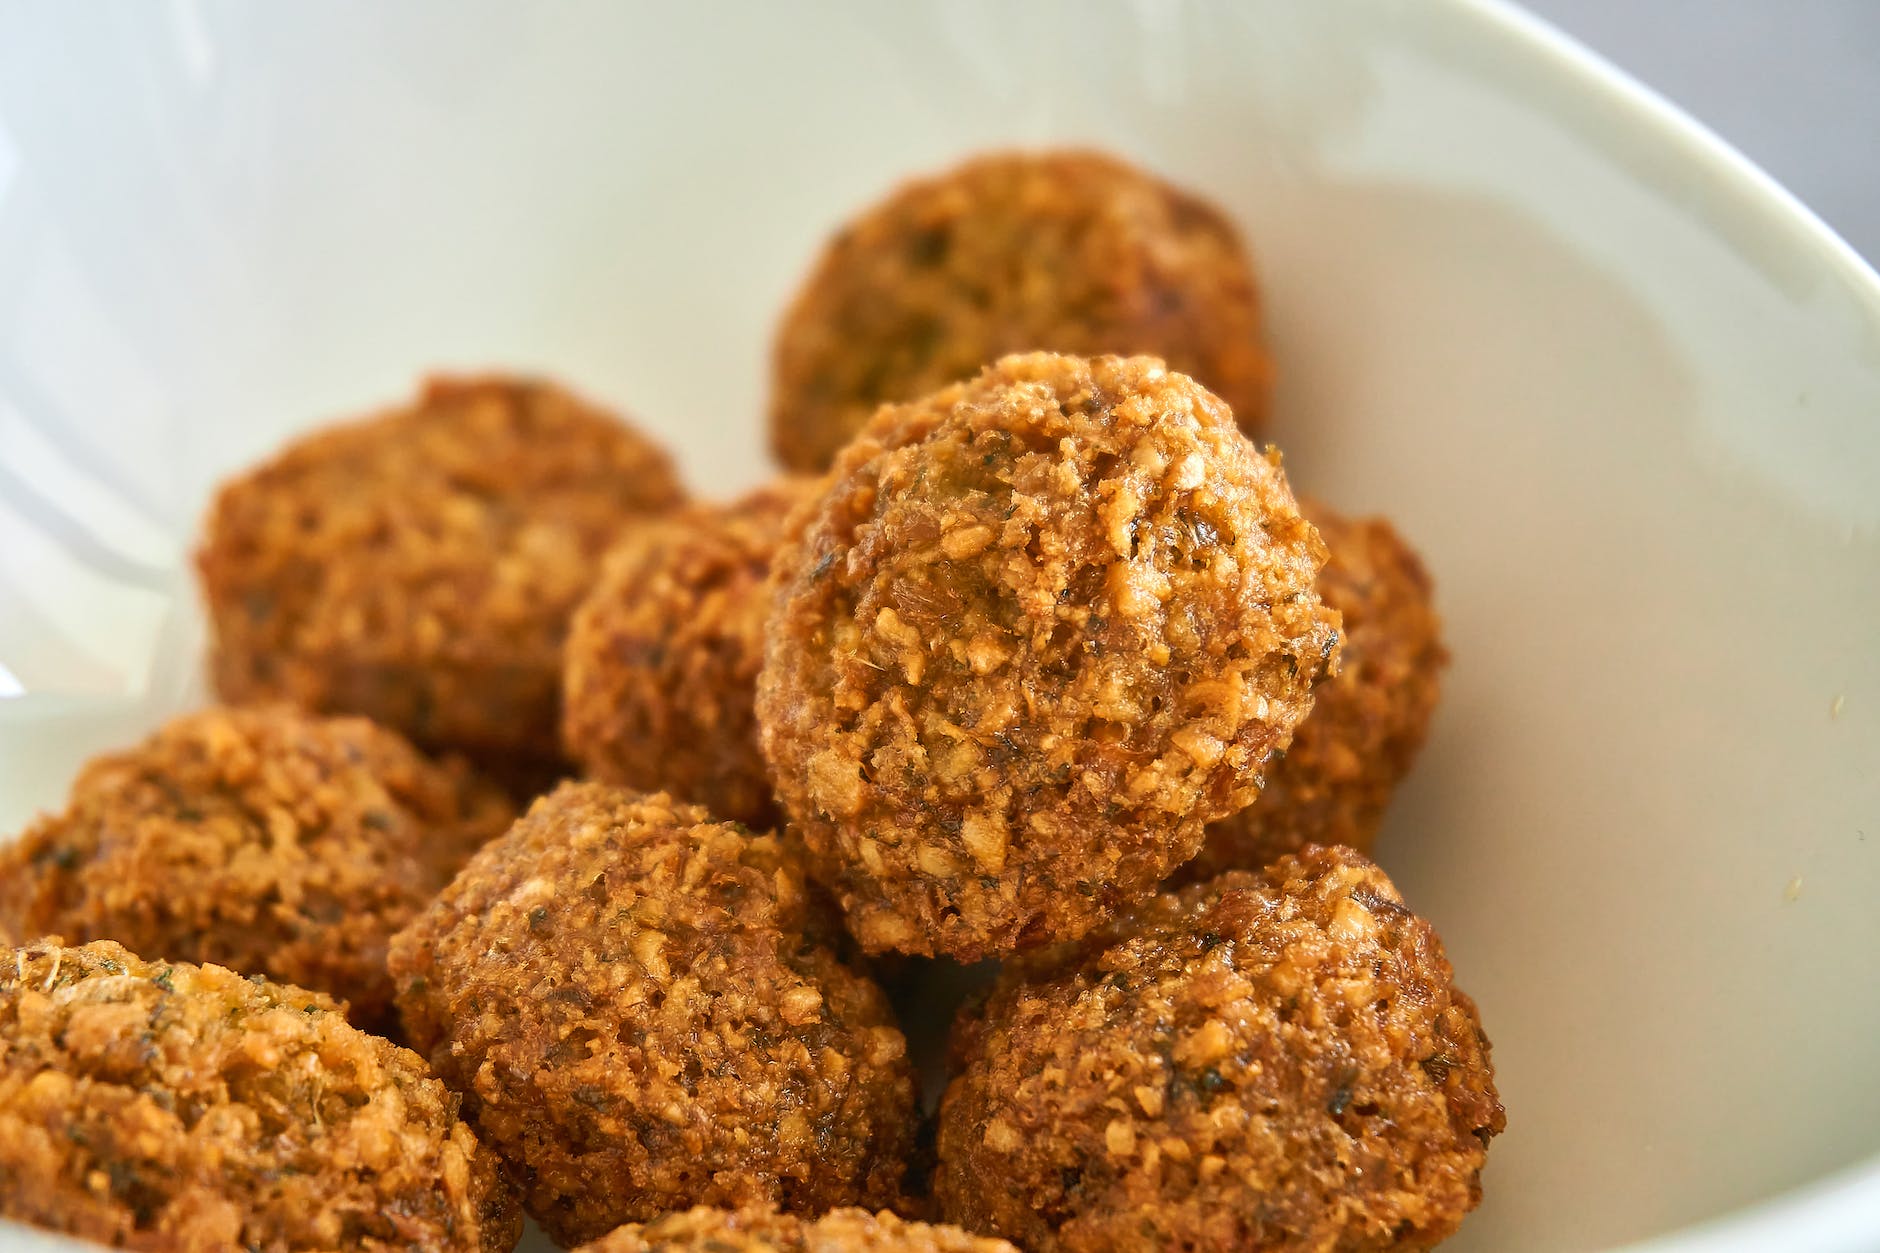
[198,374,684,768]
[0,705,511,1030]
[564,478,822,826]
[390,783,917,1246]
[758,353,1338,960]
[770,151,1272,471]
[934,846,1504,1252]
[0,939,518,1253]
[575,1205,1018,1252]
[1184,501,1447,879]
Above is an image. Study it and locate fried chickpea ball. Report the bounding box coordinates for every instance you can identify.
[770,150,1272,471]
[0,939,518,1253]
[564,477,821,826]
[389,782,918,1246]
[934,846,1504,1252]
[198,374,685,770]
[758,353,1339,960]
[1183,501,1447,879]
[576,1206,1018,1253]
[0,705,512,1030]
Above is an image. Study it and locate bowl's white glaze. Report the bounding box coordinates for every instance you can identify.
[0,2,1875,1249]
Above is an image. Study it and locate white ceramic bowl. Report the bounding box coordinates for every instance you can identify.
[1,3,1876,1250]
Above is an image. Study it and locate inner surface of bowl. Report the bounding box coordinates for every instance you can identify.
[1,3,1876,1249]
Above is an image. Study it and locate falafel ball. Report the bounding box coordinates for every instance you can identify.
[198,374,685,770]
[934,846,1504,1252]
[770,151,1272,472]
[389,782,918,1246]
[563,477,821,826]
[575,1206,1018,1252]
[1183,501,1447,879]
[0,939,519,1253]
[757,353,1339,960]
[0,705,512,1030]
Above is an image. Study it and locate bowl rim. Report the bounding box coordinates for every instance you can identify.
[1463,0,1880,306]
[1457,2,1880,1248]
[0,2,1875,1251]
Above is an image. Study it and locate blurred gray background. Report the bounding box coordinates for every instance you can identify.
[1527,0,1880,265]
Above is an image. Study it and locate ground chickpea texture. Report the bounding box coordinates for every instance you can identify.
[0,939,517,1253]
[0,144,1499,1253]
[574,1205,1019,1252]
[759,352,1340,959]
[198,374,683,774]
[1185,500,1448,879]
[0,704,510,1030]
[935,847,1504,1252]
[389,783,917,1246]
[564,477,822,827]
[771,150,1273,471]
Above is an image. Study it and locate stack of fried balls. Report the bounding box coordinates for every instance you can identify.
[0,150,1501,1253]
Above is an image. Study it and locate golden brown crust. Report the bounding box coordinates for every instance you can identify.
[198,374,685,764]
[576,1206,1018,1252]
[389,782,918,1246]
[0,705,512,1030]
[757,353,1338,959]
[1184,501,1447,878]
[0,939,519,1253]
[934,847,1504,1252]
[563,478,823,826]
[771,150,1271,471]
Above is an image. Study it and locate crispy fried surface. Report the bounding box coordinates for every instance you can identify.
[0,939,518,1253]
[390,783,917,1246]
[198,374,684,765]
[564,478,822,826]
[0,705,511,1030]
[934,847,1503,1251]
[1185,501,1447,878]
[757,353,1338,959]
[576,1206,1018,1252]
[770,151,1271,471]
